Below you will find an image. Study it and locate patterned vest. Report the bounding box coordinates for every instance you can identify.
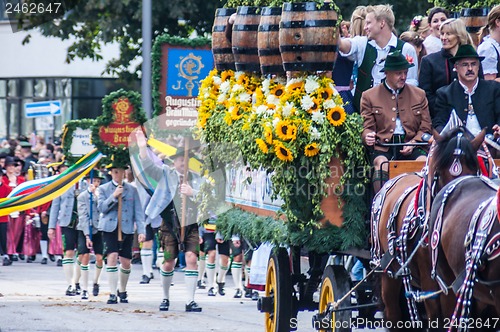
[353,39,405,112]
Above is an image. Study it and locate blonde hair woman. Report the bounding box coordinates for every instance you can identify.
[478,5,500,82]
[349,6,366,37]
[419,18,478,118]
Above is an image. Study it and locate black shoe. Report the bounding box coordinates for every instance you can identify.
[49,254,55,262]
[66,285,76,296]
[208,287,216,296]
[92,283,99,296]
[117,291,128,303]
[185,301,202,312]
[27,257,33,263]
[107,294,118,304]
[234,289,243,298]
[197,280,206,289]
[140,274,150,284]
[149,272,154,280]
[11,255,18,262]
[75,283,81,295]
[56,259,62,267]
[251,291,259,301]
[41,257,48,265]
[81,290,89,300]
[217,282,225,296]
[3,257,12,266]
[159,299,169,311]
[244,288,252,298]
[18,254,25,261]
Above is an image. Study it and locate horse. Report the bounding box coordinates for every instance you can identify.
[371,126,485,330]
[429,152,500,328]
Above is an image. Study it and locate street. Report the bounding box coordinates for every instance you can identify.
[0,255,342,332]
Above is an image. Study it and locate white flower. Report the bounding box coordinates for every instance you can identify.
[234,71,244,81]
[213,76,222,86]
[272,117,280,128]
[301,95,314,111]
[217,93,227,103]
[266,109,275,117]
[262,78,271,94]
[310,126,321,140]
[323,99,335,109]
[239,92,252,103]
[255,105,268,116]
[311,111,325,124]
[282,102,294,117]
[232,84,244,93]
[329,82,340,96]
[266,94,280,106]
[287,77,303,87]
[305,76,320,94]
[220,81,231,94]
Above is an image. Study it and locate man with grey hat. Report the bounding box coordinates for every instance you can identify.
[433,44,500,137]
[361,50,432,193]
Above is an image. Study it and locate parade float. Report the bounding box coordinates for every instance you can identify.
[195,1,374,330]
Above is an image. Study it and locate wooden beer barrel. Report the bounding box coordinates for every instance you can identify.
[460,7,489,46]
[279,2,339,72]
[258,7,284,75]
[212,8,237,71]
[232,6,261,73]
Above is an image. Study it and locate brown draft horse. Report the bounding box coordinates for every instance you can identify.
[429,155,500,326]
[371,127,485,330]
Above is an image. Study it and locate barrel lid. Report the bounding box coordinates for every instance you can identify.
[215,7,237,16]
[460,7,489,17]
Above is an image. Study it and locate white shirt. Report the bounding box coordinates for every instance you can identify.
[459,78,481,136]
[423,34,442,55]
[340,34,419,87]
[478,35,500,76]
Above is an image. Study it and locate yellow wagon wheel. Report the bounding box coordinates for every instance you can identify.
[316,265,352,332]
[263,247,292,332]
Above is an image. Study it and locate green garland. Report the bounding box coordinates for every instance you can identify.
[61,118,96,163]
[431,0,495,11]
[151,34,211,118]
[91,89,146,167]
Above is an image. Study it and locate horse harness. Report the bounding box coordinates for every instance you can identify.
[430,175,500,331]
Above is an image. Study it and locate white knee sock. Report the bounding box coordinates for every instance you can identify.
[217,264,229,283]
[140,248,153,276]
[160,269,174,299]
[73,259,81,285]
[206,262,216,288]
[185,269,198,304]
[94,263,103,284]
[62,258,74,286]
[231,262,243,290]
[106,266,118,293]
[198,255,206,282]
[81,264,89,291]
[40,240,48,258]
[119,266,131,292]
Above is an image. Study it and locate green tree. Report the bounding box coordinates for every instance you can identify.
[22,0,224,81]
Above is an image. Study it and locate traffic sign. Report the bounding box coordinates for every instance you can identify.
[24,100,61,118]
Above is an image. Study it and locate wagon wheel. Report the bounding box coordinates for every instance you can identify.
[317,265,352,332]
[264,247,292,332]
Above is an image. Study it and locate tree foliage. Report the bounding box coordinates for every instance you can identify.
[22,0,436,81]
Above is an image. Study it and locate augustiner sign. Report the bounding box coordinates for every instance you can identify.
[98,97,140,146]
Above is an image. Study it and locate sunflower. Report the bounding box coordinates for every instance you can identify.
[274,141,293,162]
[221,70,234,82]
[286,81,305,95]
[304,143,319,157]
[276,120,297,141]
[327,106,346,126]
[264,126,273,144]
[237,73,250,87]
[309,97,321,113]
[270,84,285,97]
[256,138,269,154]
[230,106,245,121]
[318,86,334,100]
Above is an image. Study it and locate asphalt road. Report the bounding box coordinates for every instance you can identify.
[0,255,382,332]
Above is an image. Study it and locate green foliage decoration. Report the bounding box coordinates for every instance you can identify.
[91,89,146,168]
[61,118,96,163]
